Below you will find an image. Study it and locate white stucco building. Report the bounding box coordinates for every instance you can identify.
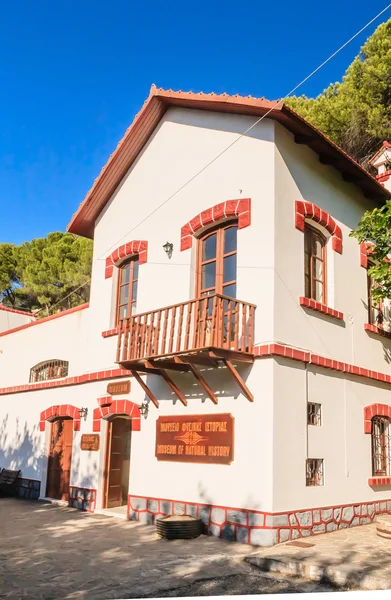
[1,86,391,546]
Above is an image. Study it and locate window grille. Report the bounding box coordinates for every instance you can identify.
[306,458,324,486]
[307,403,322,426]
[29,360,69,383]
[372,417,391,476]
[367,263,384,327]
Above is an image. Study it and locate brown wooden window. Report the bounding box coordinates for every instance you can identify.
[197,222,237,299]
[304,225,327,304]
[372,417,391,476]
[367,262,384,327]
[116,258,139,323]
[29,360,69,383]
[306,458,324,486]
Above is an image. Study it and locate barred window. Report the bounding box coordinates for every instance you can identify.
[308,403,322,426]
[372,417,391,476]
[306,458,324,486]
[367,262,384,327]
[29,360,69,383]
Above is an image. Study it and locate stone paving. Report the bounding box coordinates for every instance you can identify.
[0,498,250,600]
[1,497,390,598]
[247,520,391,590]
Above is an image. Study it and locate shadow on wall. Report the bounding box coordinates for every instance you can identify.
[197,482,262,542]
[70,445,99,491]
[0,414,44,480]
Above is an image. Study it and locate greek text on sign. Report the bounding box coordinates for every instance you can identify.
[80,434,100,451]
[155,414,234,465]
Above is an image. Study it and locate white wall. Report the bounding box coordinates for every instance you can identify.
[273,123,391,375]
[0,356,274,513]
[129,360,274,512]
[0,307,35,334]
[87,107,277,374]
[0,307,90,388]
[273,358,391,512]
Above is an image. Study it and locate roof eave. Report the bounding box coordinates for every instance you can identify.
[67,89,391,239]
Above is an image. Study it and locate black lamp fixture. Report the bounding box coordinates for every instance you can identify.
[163,241,173,258]
[139,400,149,418]
[79,407,88,420]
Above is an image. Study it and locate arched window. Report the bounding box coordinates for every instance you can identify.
[304,225,327,303]
[30,360,69,383]
[116,257,139,322]
[197,223,237,299]
[372,417,391,476]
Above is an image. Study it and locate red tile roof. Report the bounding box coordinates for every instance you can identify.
[0,304,35,318]
[67,86,391,239]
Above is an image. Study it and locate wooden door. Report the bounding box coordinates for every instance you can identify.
[46,419,73,500]
[105,418,132,508]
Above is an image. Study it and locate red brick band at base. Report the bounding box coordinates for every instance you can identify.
[127,494,391,546]
[68,487,97,512]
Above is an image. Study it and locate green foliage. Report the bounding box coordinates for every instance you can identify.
[287,19,391,167]
[0,233,93,316]
[350,201,391,303]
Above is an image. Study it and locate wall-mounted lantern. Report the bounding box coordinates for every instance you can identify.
[163,241,173,258]
[139,400,149,419]
[78,407,88,420]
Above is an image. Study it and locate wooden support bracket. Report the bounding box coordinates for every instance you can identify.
[130,371,159,408]
[175,357,218,405]
[222,358,254,402]
[159,370,188,407]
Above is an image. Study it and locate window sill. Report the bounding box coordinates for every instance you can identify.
[102,327,119,338]
[364,323,391,340]
[368,476,391,486]
[299,297,343,321]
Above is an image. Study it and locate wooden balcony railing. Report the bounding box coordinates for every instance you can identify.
[116,294,256,365]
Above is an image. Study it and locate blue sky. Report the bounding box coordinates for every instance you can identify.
[1,1,390,245]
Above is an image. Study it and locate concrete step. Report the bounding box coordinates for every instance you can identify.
[246,552,391,591]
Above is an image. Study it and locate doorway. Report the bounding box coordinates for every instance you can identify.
[104,417,132,509]
[46,418,73,500]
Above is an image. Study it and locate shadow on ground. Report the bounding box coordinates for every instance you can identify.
[1,498,389,598]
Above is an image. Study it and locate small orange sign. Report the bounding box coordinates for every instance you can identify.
[107,380,131,395]
[80,434,100,452]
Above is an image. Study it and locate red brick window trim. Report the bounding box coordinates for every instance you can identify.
[180,198,251,251]
[359,242,373,269]
[364,404,391,434]
[93,399,141,432]
[299,297,344,320]
[105,241,148,279]
[364,323,391,340]
[295,201,342,254]
[368,476,391,486]
[39,405,81,432]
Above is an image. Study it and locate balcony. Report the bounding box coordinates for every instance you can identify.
[116,294,256,404]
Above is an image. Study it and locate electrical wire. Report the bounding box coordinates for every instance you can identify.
[97,2,391,262]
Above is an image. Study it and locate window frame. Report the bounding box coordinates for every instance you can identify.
[30,360,69,383]
[307,402,322,426]
[367,261,384,327]
[196,220,238,299]
[115,256,139,324]
[304,224,327,305]
[372,416,391,477]
[306,458,324,486]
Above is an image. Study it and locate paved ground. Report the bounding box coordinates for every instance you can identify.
[0,498,338,599]
[247,520,391,591]
[2,498,390,598]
